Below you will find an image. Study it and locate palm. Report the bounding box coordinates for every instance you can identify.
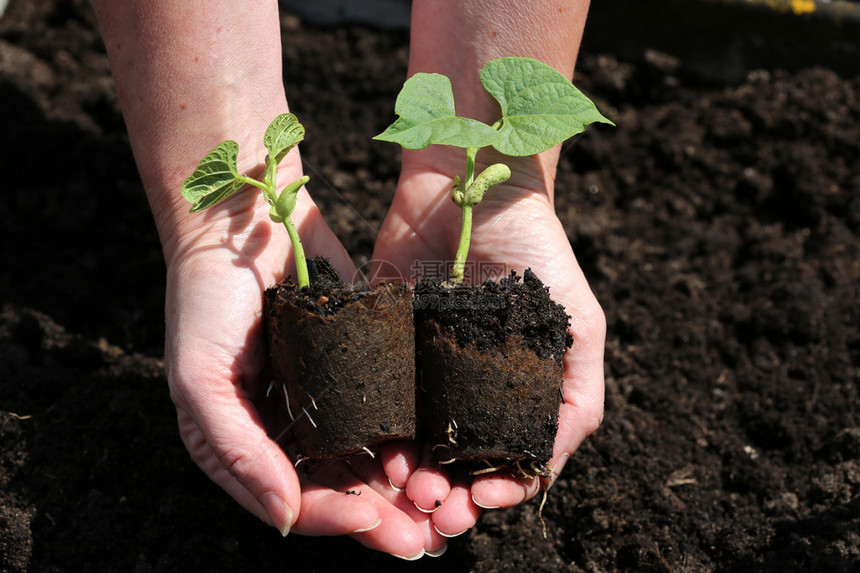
[373,149,605,514]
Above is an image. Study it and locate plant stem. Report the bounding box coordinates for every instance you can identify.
[241,169,310,288]
[283,216,309,288]
[450,204,473,285]
[449,147,479,286]
[236,174,270,193]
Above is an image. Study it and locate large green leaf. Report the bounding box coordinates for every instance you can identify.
[481,57,614,157]
[374,73,498,150]
[264,113,305,164]
[181,140,245,212]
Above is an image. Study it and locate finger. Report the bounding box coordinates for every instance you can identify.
[298,457,428,560]
[405,446,451,514]
[291,483,382,537]
[347,451,448,556]
[285,459,382,536]
[470,473,541,509]
[380,439,421,491]
[431,472,481,538]
[177,403,300,535]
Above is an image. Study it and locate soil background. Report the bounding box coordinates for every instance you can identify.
[1,0,858,571]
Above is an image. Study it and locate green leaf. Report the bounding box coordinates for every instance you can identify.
[480,57,614,157]
[374,73,498,150]
[181,140,245,212]
[264,113,305,164]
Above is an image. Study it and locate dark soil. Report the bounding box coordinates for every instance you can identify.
[414,271,570,464]
[264,258,415,458]
[1,0,859,571]
[413,270,572,361]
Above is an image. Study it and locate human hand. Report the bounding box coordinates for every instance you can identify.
[371,145,606,535]
[160,175,440,558]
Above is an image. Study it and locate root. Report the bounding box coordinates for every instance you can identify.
[446,420,458,445]
[466,457,554,480]
[282,384,295,421]
[538,486,549,539]
[470,460,508,476]
[530,460,554,480]
[301,406,317,428]
[515,460,532,479]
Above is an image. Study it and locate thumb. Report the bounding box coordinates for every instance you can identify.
[169,346,301,536]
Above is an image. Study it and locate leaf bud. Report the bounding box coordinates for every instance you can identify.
[450,176,465,206]
[275,175,309,218]
[465,163,511,205]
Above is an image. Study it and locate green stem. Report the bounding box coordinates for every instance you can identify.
[449,147,480,286]
[236,174,270,195]
[450,204,473,285]
[283,217,309,288]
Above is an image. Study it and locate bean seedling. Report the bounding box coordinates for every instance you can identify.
[375,57,613,284]
[181,113,312,287]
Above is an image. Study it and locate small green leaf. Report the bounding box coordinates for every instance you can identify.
[480,57,614,157]
[181,140,245,212]
[264,113,305,165]
[374,73,498,150]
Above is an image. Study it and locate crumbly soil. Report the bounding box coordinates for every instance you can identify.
[413,271,570,464]
[263,258,415,458]
[1,1,859,571]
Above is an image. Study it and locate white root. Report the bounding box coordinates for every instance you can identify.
[470,465,506,476]
[302,406,317,428]
[282,384,294,421]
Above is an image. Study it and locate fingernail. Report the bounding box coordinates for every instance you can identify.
[352,517,382,533]
[471,494,499,509]
[262,492,293,537]
[413,501,439,513]
[388,477,404,492]
[392,549,425,561]
[426,544,448,558]
[434,525,469,538]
